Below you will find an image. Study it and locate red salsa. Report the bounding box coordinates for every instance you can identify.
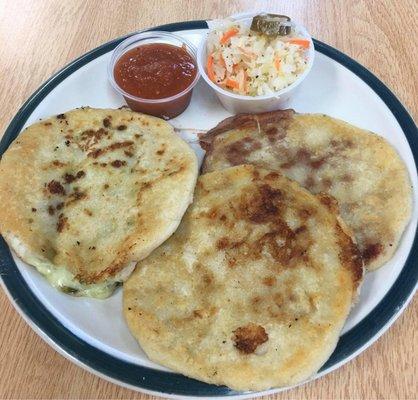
[114,43,197,99]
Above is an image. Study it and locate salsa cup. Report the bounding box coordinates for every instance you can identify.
[108,31,200,119]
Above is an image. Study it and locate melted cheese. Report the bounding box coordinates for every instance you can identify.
[9,234,135,298]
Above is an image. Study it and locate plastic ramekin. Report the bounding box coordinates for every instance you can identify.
[108,31,200,119]
[197,13,315,114]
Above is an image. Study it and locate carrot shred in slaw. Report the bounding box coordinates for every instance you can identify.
[274,57,281,70]
[206,54,216,82]
[225,78,239,89]
[220,28,239,45]
[288,38,310,48]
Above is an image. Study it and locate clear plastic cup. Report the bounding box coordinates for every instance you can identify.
[108,31,200,119]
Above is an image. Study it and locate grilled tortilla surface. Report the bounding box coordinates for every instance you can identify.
[200,110,412,270]
[124,165,363,391]
[0,108,198,298]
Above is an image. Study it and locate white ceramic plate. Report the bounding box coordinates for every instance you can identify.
[1,20,417,399]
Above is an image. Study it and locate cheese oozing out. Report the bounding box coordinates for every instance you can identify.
[8,234,136,298]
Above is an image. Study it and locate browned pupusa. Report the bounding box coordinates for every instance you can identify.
[124,165,363,391]
[200,110,412,270]
[0,107,198,297]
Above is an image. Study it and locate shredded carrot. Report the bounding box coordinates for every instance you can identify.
[225,78,240,89]
[289,38,310,48]
[220,28,239,45]
[274,56,281,70]
[207,54,216,82]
